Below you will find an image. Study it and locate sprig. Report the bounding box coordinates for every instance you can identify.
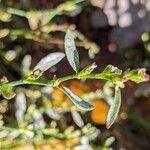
[0,30,149,128]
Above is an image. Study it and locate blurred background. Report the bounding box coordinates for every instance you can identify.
[0,0,150,150]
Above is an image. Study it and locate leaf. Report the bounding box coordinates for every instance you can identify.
[104,136,115,147]
[102,65,122,77]
[65,30,79,72]
[26,11,41,30]
[0,29,10,38]
[100,65,124,88]
[0,11,11,22]
[123,68,149,83]
[0,84,16,100]
[71,110,84,127]
[33,109,46,129]
[61,87,94,111]
[15,92,26,123]
[106,87,121,129]
[33,52,65,72]
[79,63,97,76]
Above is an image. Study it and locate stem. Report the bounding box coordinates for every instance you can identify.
[9,73,107,88]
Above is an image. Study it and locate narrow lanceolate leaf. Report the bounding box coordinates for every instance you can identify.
[71,110,84,127]
[61,87,94,111]
[106,87,121,129]
[33,52,65,72]
[15,92,26,123]
[65,30,79,72]
[0,84,16,100]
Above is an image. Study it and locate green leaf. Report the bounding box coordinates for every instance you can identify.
[71,110,84,127]
[26,11,41,30]
[61,87,94,111]
[100,65,122,81]
[0,11,11,22]
[0,29,10,38]
[104,136,115,147]
[27,69,43,80]
[100,65,124,87]
[106,87,121,129]
[79,63,97,76]
[33,52,65,72]
[123,68,149,83]
[65,30,79,72]
[102,65,122,77]
[0,84,16,100]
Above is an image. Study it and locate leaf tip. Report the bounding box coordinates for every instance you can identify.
[86,104,95,111]
[106,120,113,129]
[61,87,94,111]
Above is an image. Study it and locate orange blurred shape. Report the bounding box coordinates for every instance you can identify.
[69,80,89,96]
[66,138,80,148]
[11,138,80,150]
[52,88,66,106]
[91,99,109,124]
[51,139,66,150]
[11,145,52,150]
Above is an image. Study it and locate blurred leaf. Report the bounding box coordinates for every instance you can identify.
[0,29,10,38]
[42,128,58,134]
[71,110,84,127]
[64,126,80,138]
[40,11,54,26]
[56,0,85,13]
[141,32,149,42]
[74,144,93,150]
[15,92,26,123]
[47,10,59,22]
[57,1,77,12]
[104,136,115,147]
[106,87,121,129]
[0,130,9,139]
[7,7,26,17]
[26,11,41,30]
[34,52,65,72]
[123,68,149,83]
[45,108,61,120]
[32,109,45,129]
[61,87,94,111]
[0,11,11,22]
[22,54,32,75]
[26,9,51,27]
[65,30,79,72]
[0,84,16,100]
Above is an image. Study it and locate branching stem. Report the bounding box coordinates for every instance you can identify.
[9,73,107,88]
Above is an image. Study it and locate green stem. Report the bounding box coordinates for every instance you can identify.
[9,73,106,88]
